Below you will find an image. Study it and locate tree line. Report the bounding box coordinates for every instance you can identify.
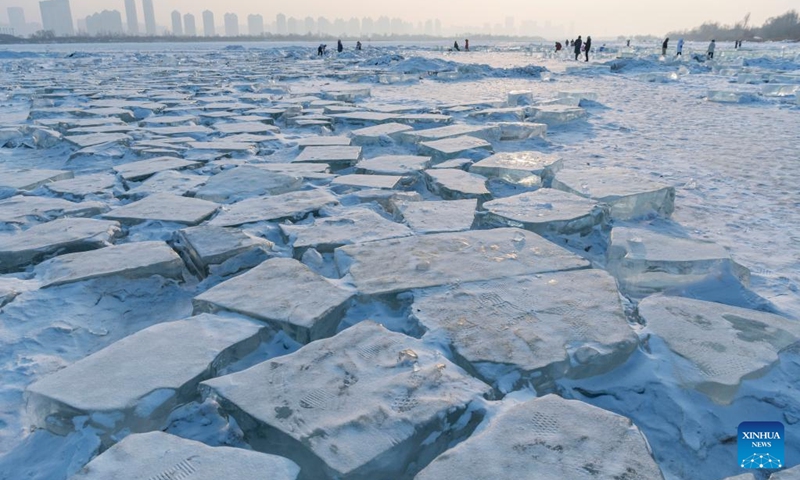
[667,10,800,42]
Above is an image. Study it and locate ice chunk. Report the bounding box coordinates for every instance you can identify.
[507,90,533,106]
[214,122,279,135]
[209,189,339,227]
[557,90,599,102]
[400,124,499,144]
[707,90,758,103]
[526,105,588,125]
[356,155,431,175]
[351,123,413,145]
[331,174,403,190]
[470,151,563,185]
[416,395,663,480]
[737,73,765,84]
[468,107,526,122]
[0,196,107,225]
[141,115,199,126]
[329,111,396,125]
[194,258,353,343]
[761,84,800,97]
[123,170,208,198]
[413,270,636,392]
[395,199,477,234]
[64,133,131,148]
[335,228,590,296]
[294,146,363,169]
[552,167,675,220]
[339,189,423,210]
[26,315,265,439]
[281,207,412,252]
[174,225,274,277]
[607,227,751,299]
[490,122,547,141]
[296,136,351,149]
[418,136,493,161]
[639,296,800,404]
[194,166,303,203]
[430,158,473,170]
[425,169,490,200]
[483,189,608,236]
[44,173,117,198]
[201,322,491,480]
[0,218,120,273]
[114,157,201,182]
[103,193,219,226]
[144,125,213,136]
[69,431,300,480]
[0,168,73,191]
[35,241,184,287]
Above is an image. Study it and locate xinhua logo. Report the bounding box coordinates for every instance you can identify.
[738,422,784,470]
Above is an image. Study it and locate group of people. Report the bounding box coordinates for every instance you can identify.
[453,39,470,51]
[555,36,593,61]
[317,39,362,56]
[664,37,717,59]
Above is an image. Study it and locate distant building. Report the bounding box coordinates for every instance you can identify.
[248,14,264,36]
[304,16,315,35]
[276,13,286,35]
[287,17,298,36]
[202,10,215,37]
[39,0,74,36]
[183,13,196,36]
[124,0,138,35]
[224,13,238,37]
[171,11,182,36]
[85,10,123,36]
[142,0,156,35]
[7,7,26,36]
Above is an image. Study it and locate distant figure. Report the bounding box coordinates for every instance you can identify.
[626,39,631,47]
[465,39,469,51]
[599,44,606,52]
[566,39,570,48]
[356,41,362,51]
[574,35,582,61]
[317,44,327,56]
[555,41,562,52]
[676,38,684,56]
[585,36,592,62]
[662,37,669,56]
[454,40,460,51]
[337,40,343,53]
[569,40,574,47]
[707,39,716,59]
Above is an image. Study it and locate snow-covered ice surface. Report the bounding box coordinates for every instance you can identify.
[0,40,799,480]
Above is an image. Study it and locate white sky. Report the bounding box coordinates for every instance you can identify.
[1,0,797,37]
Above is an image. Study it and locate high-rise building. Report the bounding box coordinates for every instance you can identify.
[248,14,264,36]
[202,10,215,37]
[276,14,286,35]
[85,10,123,36]
[171,11,182,35]
[142,0,156,35]
[304,17,315,35]
[224,13,238,37]
[123,0,138,35]
[183,13,196,36]
[7,7,25,36]
[287,17,298,36]
[40,0,74,36]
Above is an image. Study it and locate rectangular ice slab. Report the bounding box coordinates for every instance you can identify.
[491,122,548,141]
[0,218,120,273]
[526,105,588,125]
[174,225,274,277]
[395,199,477,234]
[418,136,493,161]
[0,196,107,225]
[356,155,431,175]
[294,146,363,168]
[201,321,491,480]
[335,228,590,296]
[27,315,265,439]
[0,168,73,191]
[194,258,353,343]
[424,169,490,199]
[607,227,751,299]
[400,124,499,144]
[470,151,563,185]
[639,296,800,404]
[553,167,675,220]
[297,136,351,148]
[35,241,184,287]
[69,432,300,480]
[412,270,637,393]
[194,166,302,203]
[351,123,412,145]
[104,194,219,226]
[44,173,117,197]
[114,157,201,182]
[331,174,403,190]
[209,190,339,227]
[416,395,664,480]
[281,207,412,251]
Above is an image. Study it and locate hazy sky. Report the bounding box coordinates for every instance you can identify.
[2,0,797,37]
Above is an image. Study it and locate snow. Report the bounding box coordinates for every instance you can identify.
[69,432,300,480]
[201,321,491,480]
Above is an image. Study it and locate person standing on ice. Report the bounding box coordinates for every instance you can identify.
[337,40,343,53]
[356,41,362,51]
[453,40,460,51]
[574,36,582,61]
[662,37,669,56]
[676,38,684,57]
[555,41,562,52]
[584,36,592,61]
[465,39,470,51]
[707,39,716,59]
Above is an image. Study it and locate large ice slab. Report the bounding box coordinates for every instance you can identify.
[194,166,303,203]
[335,228,590,296]
[0,218,120,273]
[194,258,353,343]
[70,432,300,480]
[209,189,339,227]
[356,155,431,175]
[640,296,800,404]
[400,125,499,144]
[174,225,274,277]
[103,194,219,226]
[483,189,608,237]
[526,105,588,125]
[34,241,184,287]
[114,157,201,182]
[214,122,279,135]
[491,122,548,141]
[418,136,493,161]
[202,321,491,480]
[395,199,477,234]
[416,395,663,480]
[351,123,412,145]
[553,168,675,220]
[424,169,490,200]
[331,174,403,190]
[296,136,351,149]
[470,151,563,185]
[0,168,73,191]
[0,196,107,225]
[413,270,636,392]
[294,146,363,169]
[123,170,208,198]
[64,133,131,148]
[26,315,265,438]
[607,227,751,299]
[44,173,117,198]
[282,207,412,252]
